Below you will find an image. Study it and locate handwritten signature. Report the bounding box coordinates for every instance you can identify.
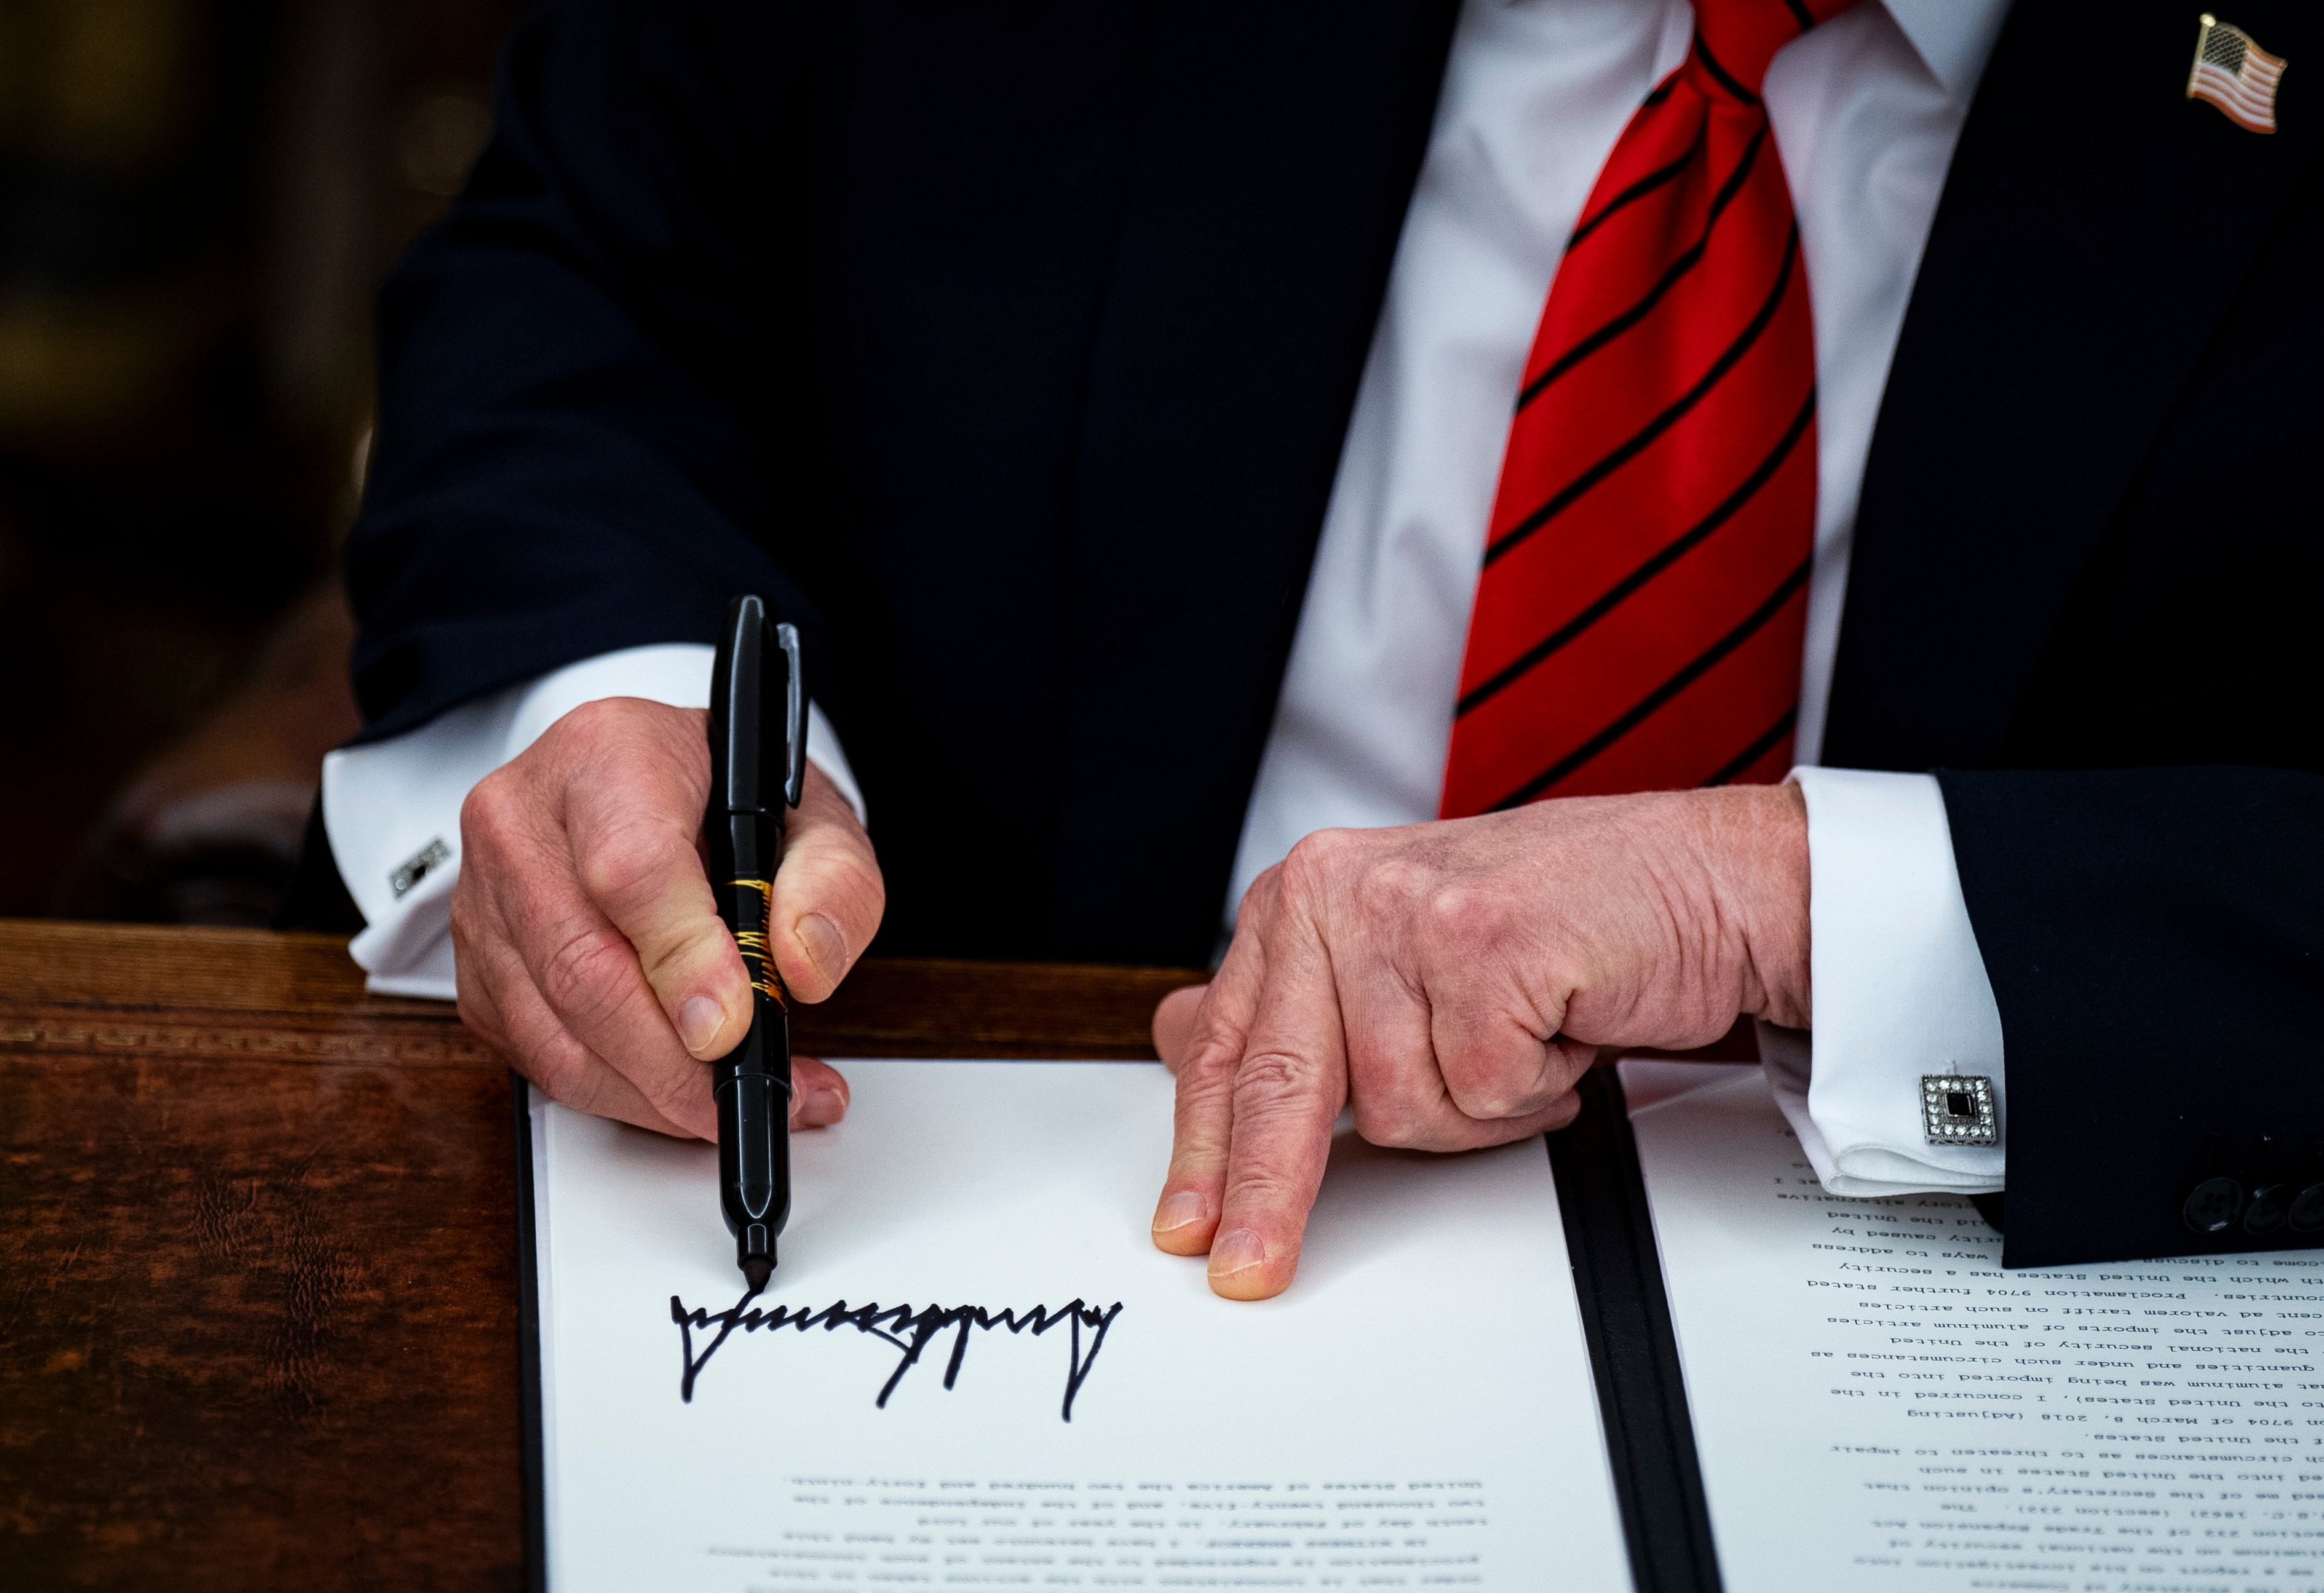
[670,1292,1124,1420]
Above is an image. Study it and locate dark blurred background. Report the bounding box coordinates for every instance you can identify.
[0,0,530,924]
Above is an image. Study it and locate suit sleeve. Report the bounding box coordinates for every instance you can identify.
[347,0,834,741]
[1938,766,2324,1269]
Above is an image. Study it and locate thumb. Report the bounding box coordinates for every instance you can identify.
[767,763,886,1003]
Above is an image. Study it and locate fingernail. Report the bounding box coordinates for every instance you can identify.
[678,996,724,1055]
[1153,1191,1208,1234]
[801,1087,845,1127]
[796,912,847,983]
[1208,1228,1266,1277]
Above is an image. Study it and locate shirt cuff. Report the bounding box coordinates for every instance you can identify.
[321,642,863,1001]
[1764,766,2007,1197]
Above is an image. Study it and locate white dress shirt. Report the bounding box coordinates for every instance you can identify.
[324,0,2013,1194]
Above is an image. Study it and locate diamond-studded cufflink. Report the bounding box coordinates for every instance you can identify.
[1921,1074,1998,1146]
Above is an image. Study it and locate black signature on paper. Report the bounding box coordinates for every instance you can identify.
[670,1290,1124,1421]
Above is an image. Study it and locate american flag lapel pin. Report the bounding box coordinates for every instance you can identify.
[2187,14,2287,133]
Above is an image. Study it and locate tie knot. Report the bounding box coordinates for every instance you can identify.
[1688,0,1857,103]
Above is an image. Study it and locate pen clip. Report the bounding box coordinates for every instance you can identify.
[773,622,806,810]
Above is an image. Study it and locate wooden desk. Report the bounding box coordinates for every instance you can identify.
[0,921,1194,1591]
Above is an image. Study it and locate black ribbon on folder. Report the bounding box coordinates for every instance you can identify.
[1547,1067,1723,1593]
[514,1083,549,1593]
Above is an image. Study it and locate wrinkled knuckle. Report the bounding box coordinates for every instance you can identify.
[640,921,728,988]
[1355,854,1429,922]
[1222,1166,1304,1214]
[1422,881,1477,932]
[555,694,630,745]
[1176,1027,1247,1087]
[461,769,520,850]
[536,924,634,1023]
[1231,871,1277,934]
[1280,828,1354,897]
[1446,1056,1553,1121]
[1234,1049,1323,1106]
[1422,881,1511,948]
[1461,1083,1541,1121]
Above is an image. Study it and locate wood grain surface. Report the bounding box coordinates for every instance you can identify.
[0,920,1194,1591]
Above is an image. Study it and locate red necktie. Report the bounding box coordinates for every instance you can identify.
[1439,0,1854,819]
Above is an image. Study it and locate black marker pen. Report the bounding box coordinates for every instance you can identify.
[705,595,805,1292]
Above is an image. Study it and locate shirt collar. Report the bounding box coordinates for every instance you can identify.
[1881,0,2013,103]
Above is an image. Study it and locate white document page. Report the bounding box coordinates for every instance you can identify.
[529,1060,1630,1592]
[1624,1061,2324,1593]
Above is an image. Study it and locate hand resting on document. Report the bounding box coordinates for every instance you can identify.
[1149,783,1811,1301]
[451,696,884,1140]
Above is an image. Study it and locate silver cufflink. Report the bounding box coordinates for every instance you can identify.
[1922,1074,1998,1146]
[389,836,453,899]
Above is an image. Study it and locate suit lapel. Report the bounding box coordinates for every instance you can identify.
[1823,0,2322,770]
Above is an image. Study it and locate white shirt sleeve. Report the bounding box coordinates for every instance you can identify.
[1763,766,2007,1196]
[320,642,865,1001]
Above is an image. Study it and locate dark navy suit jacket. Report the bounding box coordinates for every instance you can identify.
[337,0,2324,1269]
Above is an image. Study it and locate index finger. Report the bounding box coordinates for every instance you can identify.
[1209,906,1349,1301]
[1151,871,1277,1260]
[576,798,754,1062]
[502,856,721,1140]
